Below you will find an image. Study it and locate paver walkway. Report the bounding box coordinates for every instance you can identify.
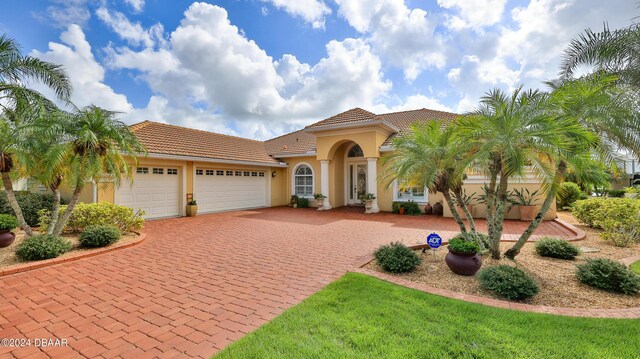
[0,207,575,358]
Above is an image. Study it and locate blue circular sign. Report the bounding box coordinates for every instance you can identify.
[427,233,442,249]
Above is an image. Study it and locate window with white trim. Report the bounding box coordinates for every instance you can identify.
[167,168,178,175]
[243,171,250,176]
[152,168,164,174]
[235,171,242,176]
[196,169,203,175]
[294,165,313,197]
[216,170,224,176]
[258,172,265,177]
[206,170,214,176]
[226,170,233,176]
[394,179,427,202]
[136,167,149,174]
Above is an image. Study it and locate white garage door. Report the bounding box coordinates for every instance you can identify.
[195,168,267,213]
[115,166,181,219]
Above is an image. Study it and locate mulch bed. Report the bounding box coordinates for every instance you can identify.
[0,229,139,269]
[365,212,640,309]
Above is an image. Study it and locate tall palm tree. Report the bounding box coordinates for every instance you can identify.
[561,23,640,91]
[50,106,146,236]
[0,34,71,236]
[381,120,476,238]
[457,87,563,259]
[505,75,638,258]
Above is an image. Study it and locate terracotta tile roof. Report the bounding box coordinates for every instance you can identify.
[379,108,459,146]
[130,121,280,165]
[304,108,381,130]
[264,129,317,156]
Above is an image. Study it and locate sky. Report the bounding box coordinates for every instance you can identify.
[1,0,637,140]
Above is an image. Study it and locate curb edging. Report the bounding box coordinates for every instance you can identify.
[0,233,147,277]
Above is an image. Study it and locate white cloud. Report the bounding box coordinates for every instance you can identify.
[335,0,445,81]
[37,0,90,28]
[31,24,132,113]
[96,6,165,48]
[124,0,145,13]
[437,0,507,30]
[372,94,452,114]
[259,0,331,29]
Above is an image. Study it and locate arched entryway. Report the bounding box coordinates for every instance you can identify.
[345,144,367,205]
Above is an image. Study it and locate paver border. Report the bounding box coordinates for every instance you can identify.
[621,255,640,267]
[355,219,639,318]
[0,233,146,277]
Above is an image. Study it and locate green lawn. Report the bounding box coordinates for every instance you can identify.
[215,273,639,359]
[632,260,640,275]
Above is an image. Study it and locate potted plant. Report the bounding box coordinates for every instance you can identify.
[510,188,540,221]
[433,201,443,216]
[360,193,376,213]
[313,193,326,208]
[0,214,19,248]
[445,236,482,276]
[290,195,299,208]
[186,200,198,217]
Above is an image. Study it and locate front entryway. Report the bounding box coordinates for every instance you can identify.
[347,162,367,205]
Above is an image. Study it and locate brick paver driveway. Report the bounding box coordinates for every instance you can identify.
[0,207,574,358]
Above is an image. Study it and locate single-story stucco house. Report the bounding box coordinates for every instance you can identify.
[59,107,555,220]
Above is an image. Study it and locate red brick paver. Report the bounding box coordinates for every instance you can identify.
[0,207,576,358]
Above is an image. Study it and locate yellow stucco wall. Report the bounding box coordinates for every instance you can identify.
[97,182,115,203]
[270,167,287,206]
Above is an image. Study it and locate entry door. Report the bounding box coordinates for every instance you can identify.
[347,162,367,205]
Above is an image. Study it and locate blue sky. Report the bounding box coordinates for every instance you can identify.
[0,0,636,139]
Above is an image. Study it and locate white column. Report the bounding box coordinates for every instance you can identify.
[320,160,332,210]
[366,158,380,213]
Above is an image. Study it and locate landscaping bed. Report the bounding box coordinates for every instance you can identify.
[365,212,640,309]
[0,228,139,269]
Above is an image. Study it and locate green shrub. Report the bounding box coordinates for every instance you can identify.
[296,197,310,208]
[576,258,640,295]
[607,189,626,198]
[0,192,58,227]
[600,217,640,247]
[79,225,121,248]
[392,201,421,215]
[15,235,72,261]
[0,214,19,231]
[534,237,580,260]
[39,202,145,233]
[447,236,480,254]
[572,198,640,228]
[374,242,421,273]
[478,265,539,301]
[468,232,490,252]
[556,182,583,208]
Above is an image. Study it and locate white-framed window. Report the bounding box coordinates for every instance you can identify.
[167,168,178,175]
[196,169,203,176]
[258,172,265,177]
[136,167,149,174]
[226,170,233,176]
[251,171,258,177]
[235,171,242,176]
[216,170,224,176]
[243,171,250,176]
[206,170,215,176]
[393,179,428,202]
[153,168,164,174]
[293,164,313,197]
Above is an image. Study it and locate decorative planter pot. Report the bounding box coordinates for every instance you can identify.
[456,205,474,219]
[293,204,298,208]
[433,202,444,216]
[424,203,433,215]
[364,200,373,213]
[519,205,537,221]
[398,207,405,215]
[0,229,16,248]
[186,205,198,217]
[445,249,482,276]
[316,199,324,208]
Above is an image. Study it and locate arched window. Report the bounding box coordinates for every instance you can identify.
[347,144,364,157]
[294,164,313,197]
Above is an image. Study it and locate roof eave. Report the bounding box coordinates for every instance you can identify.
[138,152,288,167]
[304,120,399,133]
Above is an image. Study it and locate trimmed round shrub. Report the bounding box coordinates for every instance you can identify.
[607,189,626,198]
[576,258,640,295]
[374,242,421,273]
[534,237,580,260]
[478,265,539,301]
[0,214,19,231]
[79,225,121,248]
[15,235,72,261]
[557,182,583,208]
[447,236,480,254]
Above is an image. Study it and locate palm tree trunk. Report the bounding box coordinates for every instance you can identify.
[46,188,61,235]
[453,189,477,233]
[442,190,469,237]
[52,184,83,237]
[504,161,567,259]
[1,172,34,237]
[485,168,499,247]
[489,173,509,259]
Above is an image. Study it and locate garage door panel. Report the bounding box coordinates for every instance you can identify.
[116,168,181,219]
[195,169,267,213]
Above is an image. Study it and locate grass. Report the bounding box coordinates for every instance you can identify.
[631,260,640,275]
[215,273,639,359]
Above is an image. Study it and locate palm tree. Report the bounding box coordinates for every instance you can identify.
[50,106,145,236]
[381,120,476,238]
[457,87,563,259]
[560,23,640,91]
[0,34,71,236]
[504,75,639,258]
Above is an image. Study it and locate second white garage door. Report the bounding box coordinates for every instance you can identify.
[115,166,181,219]
[195,168,267,213]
